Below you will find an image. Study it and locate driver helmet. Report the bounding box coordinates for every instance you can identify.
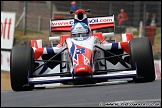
[71,22,91,37]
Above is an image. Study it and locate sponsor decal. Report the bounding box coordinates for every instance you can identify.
[1,12,16,49]
[51,17,114,27]
[154,60,161,80]
[1,51,10,71]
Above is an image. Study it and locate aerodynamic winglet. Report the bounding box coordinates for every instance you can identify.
[28,70,136,85]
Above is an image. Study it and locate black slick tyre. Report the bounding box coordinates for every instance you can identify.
[129,37,155,83]
[10,46,34,91]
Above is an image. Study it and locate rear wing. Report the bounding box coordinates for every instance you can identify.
[50,15,114,32]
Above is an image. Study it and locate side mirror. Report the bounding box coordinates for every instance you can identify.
[70,10,74,14]
[85,9,90,13]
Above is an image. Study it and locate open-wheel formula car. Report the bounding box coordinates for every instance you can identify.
[10,9,155,91]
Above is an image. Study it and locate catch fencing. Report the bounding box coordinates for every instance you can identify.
[1,1,161,34]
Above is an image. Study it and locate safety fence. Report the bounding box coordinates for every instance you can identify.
[1,1,161,33]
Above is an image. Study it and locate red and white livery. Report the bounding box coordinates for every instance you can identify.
[10,9,155,91]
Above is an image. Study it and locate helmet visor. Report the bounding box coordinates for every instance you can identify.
[71,33,90,37]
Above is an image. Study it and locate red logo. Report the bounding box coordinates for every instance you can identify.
[1,18,12,40]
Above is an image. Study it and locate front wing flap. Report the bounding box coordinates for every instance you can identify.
[29,70,137,85]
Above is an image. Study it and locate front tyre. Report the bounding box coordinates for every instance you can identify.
[10,46,34,91]
[129,37,155,83]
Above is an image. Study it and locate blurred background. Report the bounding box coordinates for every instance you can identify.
[1,1,161,90]
[1,1,161,30]
[1,1,161,55]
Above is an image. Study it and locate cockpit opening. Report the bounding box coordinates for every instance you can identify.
[77,12,84,20]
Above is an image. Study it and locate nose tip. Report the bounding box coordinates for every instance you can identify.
[74,65,92,74]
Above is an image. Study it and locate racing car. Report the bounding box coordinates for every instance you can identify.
[10,9,155,91]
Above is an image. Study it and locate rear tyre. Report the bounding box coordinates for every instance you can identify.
[129,37,155,83]
[10,46,34,91]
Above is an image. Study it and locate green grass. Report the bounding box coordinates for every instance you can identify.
[15,28,42,34]
[133,27,161,45]
[14,27,161,45]
[156,27,161,34]
[132,31,139,36]
[13,27,161,59]
[14,28,42,38]
[153,27,161,44]
[14,28,47,40]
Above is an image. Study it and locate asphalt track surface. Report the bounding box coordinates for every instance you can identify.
[1,79,161,107]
